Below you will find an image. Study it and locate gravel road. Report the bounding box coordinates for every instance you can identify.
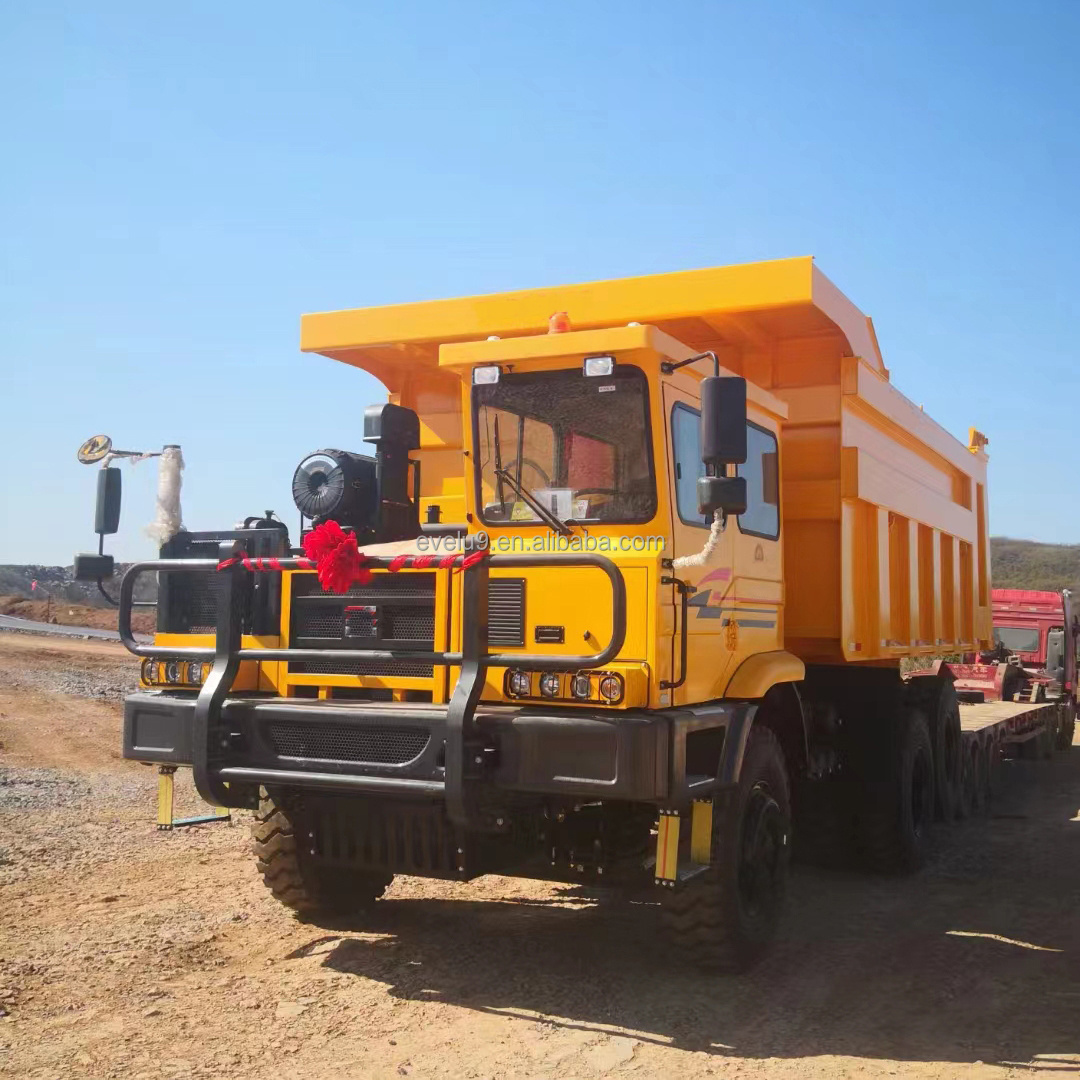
[1,631,1078,1079]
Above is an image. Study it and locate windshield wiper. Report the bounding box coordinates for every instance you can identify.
[491,415,571,537]
[494,466,572,537]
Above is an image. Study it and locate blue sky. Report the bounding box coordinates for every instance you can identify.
[2,0,1078,564]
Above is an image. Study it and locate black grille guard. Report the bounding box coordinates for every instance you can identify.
[118,547,627,825]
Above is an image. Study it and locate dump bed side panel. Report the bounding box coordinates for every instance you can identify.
[776,355,991,664]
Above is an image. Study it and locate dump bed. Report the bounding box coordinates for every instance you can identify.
[301,256,992,665]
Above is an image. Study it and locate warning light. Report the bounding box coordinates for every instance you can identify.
[548,312,572,333]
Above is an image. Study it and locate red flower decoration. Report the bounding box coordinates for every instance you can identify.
[301,520,371,594]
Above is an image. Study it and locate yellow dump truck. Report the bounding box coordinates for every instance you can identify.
[93,257,1031,969]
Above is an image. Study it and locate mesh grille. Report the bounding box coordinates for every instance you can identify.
[268,721,429,764]
[181,571,218,633]
[380,606,435,640]
[290,658,435,677]
[291,574,436,601]
[297,608,345,638]
[289,572,437,679]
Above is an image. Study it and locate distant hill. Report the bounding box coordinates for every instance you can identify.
[989,537,1080,593]
[0,563,156,607]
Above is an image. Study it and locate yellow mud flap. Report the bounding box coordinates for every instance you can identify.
[156,765,231,830]
[690,798,713,864]
[654,800,714,887]
[654,810,681,885]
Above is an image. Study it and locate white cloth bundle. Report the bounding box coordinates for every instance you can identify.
[145,446,184,544]
[671,511,723,569]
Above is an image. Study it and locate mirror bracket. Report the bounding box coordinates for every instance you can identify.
[661,351,720,377]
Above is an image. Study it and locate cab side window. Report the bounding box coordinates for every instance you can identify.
[671,407,780,535]
[737,424,780,539]
[671,404,707,527]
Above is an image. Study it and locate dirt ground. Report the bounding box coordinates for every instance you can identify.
[1,631,1078,1079]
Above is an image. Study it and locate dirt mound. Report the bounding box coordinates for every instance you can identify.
[0,595,155,635]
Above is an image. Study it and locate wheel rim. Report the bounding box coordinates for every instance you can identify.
[738,784,786,919]
[911,745,933,839]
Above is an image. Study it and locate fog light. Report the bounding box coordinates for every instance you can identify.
[164,660,182,685]
[186,661,207,685]
[141,659,158,685]
[508,670,531,697]
[539,673,560,698]
[571,674,591,700]
[599,674,623,703]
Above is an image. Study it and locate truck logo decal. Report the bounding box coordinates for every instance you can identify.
[687,590,777,627]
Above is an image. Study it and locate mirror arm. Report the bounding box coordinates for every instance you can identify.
[96,578,119,608]
[661,351,719,377]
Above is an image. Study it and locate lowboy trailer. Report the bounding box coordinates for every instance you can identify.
[76,257,1075,971]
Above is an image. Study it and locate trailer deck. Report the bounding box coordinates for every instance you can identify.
[959,698,1057,735]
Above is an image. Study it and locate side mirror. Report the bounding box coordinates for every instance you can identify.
[698,475,747,517]
[95,467,122,535]
[700,377,747,468]
[74,553,115,581]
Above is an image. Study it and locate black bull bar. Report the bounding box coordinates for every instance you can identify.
[119,545,627,825]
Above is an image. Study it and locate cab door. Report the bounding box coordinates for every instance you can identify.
[662,382,737,706]
[728,418,784,674]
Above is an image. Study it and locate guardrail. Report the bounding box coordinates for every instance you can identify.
[117,544,627,825]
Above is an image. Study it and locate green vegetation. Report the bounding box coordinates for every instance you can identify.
[990,537,1080,593]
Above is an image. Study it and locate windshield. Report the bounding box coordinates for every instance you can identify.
[473,366,656,525]
[993,626,1040,654]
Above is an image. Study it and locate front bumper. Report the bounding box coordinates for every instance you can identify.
[124,691,752,807]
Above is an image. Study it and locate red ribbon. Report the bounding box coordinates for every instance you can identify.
[216,521,487,591]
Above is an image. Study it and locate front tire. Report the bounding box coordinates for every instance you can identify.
[252,792,393,918]
[662,726,791,973]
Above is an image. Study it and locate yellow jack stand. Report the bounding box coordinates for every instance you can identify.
[156,765,231,830]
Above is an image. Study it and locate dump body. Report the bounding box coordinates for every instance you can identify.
[302,256,992,668]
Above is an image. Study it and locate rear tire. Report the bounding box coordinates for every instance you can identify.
[987,734,1004,797]
[1039,719,1055,759]
[662,726,791,973]
[956,738,976,819]
[972,739,989,814]
[252,791,393,918]
[1055,702,1075,751]
[928,682,962,821]
[856,706,935,873]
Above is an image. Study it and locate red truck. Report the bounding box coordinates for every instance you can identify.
[942,588,1077,756]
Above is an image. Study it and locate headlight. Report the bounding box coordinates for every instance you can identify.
[186,661,207,685]
[583,354,615,377]
[599,674,624,703]
[507,670,531,697]
[571,674,591,700]
[164,660,182,685]
[539,673,560,698]
[141,659,158,685]
[472,365,501,385]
